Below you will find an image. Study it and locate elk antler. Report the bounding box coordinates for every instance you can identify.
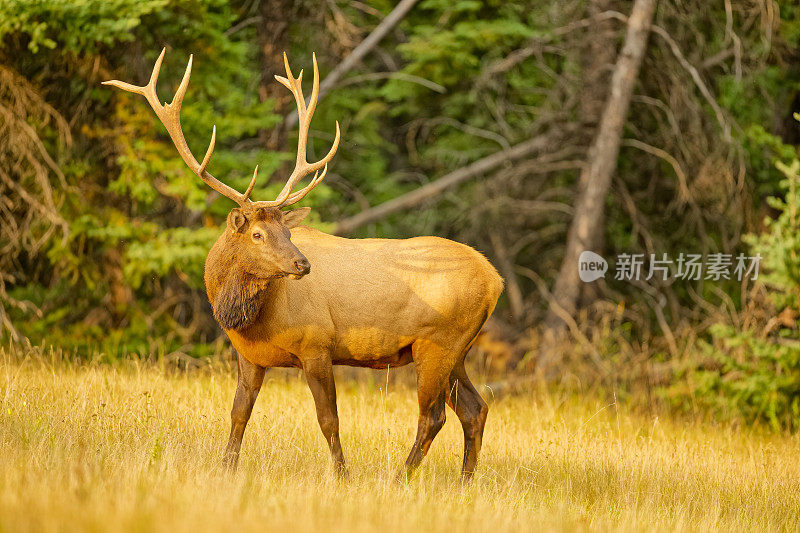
[250,52,341,208]
[102,49,340,209]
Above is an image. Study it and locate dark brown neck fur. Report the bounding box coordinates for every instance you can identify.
[205,231,271,331]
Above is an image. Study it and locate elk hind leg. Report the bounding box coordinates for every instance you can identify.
[446,360,488,482]
[400,342,453,479]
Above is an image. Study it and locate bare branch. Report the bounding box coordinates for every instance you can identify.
[482,10,627,79]
[650,24,732,142]
[333,133,554,235]
[621,138,691,201]
[336,72,445,93]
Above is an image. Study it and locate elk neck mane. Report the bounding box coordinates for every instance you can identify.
[205,230,272,332]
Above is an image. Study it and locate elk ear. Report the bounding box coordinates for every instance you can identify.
[227,208,248,234]
[212,272,262,331]
[282,207,310,229]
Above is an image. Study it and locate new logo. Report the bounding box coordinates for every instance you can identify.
[578,251,608,282]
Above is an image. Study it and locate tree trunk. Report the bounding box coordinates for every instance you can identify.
[539,0,658,370]
[580,0,617,131]
[577,0,618,302]
[258,0,294,151]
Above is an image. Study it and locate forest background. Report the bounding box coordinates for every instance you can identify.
[3,0,800,430]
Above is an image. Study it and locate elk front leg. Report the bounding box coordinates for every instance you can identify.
[222,350,266,471]
[302,356,346,476]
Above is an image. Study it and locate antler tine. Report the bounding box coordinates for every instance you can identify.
[198,125,216,175]
[251,53,340,209]
[102,48,166,104]
[282,52,305,116]
[103,49,251,207]
[283,163,328,205]
[242,165,259,202]
[305,53,319,128]
[171,54,193,111]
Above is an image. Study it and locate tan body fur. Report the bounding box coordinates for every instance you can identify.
[208,226,502,371]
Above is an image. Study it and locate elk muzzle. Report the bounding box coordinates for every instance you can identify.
[292,256,311,277]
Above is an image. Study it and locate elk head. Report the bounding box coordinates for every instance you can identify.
[102,48,340,285]
[223,205,312,280]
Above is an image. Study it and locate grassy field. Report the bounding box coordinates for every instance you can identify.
[1,349,799,532]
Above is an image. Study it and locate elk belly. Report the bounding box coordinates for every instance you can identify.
[334,327,414,367]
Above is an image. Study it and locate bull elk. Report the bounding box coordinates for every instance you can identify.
[103,49,503,481]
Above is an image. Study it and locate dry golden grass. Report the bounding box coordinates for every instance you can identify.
[1,348,799,532]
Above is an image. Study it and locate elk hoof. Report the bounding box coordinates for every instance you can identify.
[221,454,239,473]
[334,462,349,480]
[459,470,475,485]
[394,468,411,484]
